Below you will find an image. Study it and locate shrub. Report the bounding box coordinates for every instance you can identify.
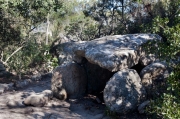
[145,12,180,119]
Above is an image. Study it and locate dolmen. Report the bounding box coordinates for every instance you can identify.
[51,34,170,114]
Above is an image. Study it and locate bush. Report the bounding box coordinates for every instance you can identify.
[6,38,58,78]
[147,65,180,118]
[144,10,180,119]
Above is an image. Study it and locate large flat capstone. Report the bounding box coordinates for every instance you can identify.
[63,34,161,72]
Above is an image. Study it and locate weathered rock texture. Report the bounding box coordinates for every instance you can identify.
[0,83,14,93]
[51,63,87,100]
[139,54,157,66]
[51,34,163,114]
[50,35,73,65]
[63,34,161,72]
[140,62,170,97]
[103,69,146,114]
[6,100,25,108]
[24,94,47,107]
[23,90,53,107]
[140,62,170,83]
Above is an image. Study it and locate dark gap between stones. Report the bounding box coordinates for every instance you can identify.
[130,62,145,74]
[80,57,115,102]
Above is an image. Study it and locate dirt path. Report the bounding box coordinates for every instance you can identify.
[0,75,110,119]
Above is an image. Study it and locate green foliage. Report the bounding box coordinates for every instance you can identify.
[83,0,128,36]
[147,66,180,118]
[145,4,180,61]
[0,0,62,41]
[0,0,63,76]
[65,17,97,41]
[5,38,58,77]
[142,0,180,118]
[7,38,58,75]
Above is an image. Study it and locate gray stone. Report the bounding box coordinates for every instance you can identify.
[50,35,74,66]
[140,62,169,84]
[63,34,161,72]
[0,83,14,93]
[51,62,87,100]
[139,54,158,66]
[6,100,25,108]
[54,88,67,100]
[58,51,73,66]
[23,90,53,107]
[42,90,53,99]
[24,94,48,107]
[103,69,146,114]
[140,62,170,96]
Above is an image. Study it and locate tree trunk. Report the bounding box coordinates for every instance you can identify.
[46,13,50,45]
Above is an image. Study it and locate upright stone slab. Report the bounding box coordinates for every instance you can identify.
[140,62,170,97]
[51,63,87,100]
[103,69,146,114]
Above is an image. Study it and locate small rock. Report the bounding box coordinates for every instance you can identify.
[57,88,67,101]
[6,100,25,108]
[23,90,53,107]
[138,100,150,114]
[0,83,14,92]
[24,94,48,107]
[42,90,53,99]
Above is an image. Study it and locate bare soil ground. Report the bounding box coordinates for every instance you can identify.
[0,75,149,119]
[0,75,111,119]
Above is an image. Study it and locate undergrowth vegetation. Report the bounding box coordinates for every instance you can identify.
[0,0,180,118]
[143,1,180,117]
[147,67,180,118]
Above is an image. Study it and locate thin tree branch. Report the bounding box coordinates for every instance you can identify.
[5,46,24,63]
